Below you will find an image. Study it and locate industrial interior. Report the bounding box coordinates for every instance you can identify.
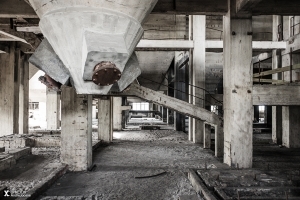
[0,0,300,199]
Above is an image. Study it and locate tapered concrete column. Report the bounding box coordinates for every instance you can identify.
[46,88,60,130]
[0,43,15,136]
[192,15,206,144]
[61,86,92,171]
[203,124,211,149]
[113,97,122,131]
[223,12,253,168]
[272,15,283,144]
[98,97,112,143]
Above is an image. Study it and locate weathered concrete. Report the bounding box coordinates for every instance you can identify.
[98,97,112,143]
[61,86,92,171]
[203,124,211,149]
[192,15,206,144]
[29,0,157,94]
[29,39,70,85]
[282,106,300,148]
[281,27,300,148]
[272,15,283,145]
[223,8,253,168]
[46,89,60,130]
[13,52,29,134]
[0,43,15,136]
[125,84,221,126]
[113,97,122,131]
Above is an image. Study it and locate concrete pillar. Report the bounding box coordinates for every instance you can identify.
[281,17,300,147]
[188,15,194,142]
[272,15,283,144]
[282,106,300,148]
[11,49,30,134]
[192,15,206,144]
[21,55,30,133]
[61,86,92,171]
[113,97,122,131]
[203,124,211,149]
[223,11,253,168]
[46,88,60,130]
[13,50,21,134]
[98,97,112,143]
[0,43,15,136]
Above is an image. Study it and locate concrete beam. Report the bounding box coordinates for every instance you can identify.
[126,83,221,126]
[206,85,300,106]
[0,0,38,18]
[136,40,287,50]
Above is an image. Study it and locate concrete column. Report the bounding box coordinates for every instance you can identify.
[272,15,283,144]
[46,88,60,130]
[223,11,253,168]
[13,50,22,134]
[192,15,206,144]
[98,97,112,143]
[203,124,211,149]
[22,57,29,134]
[113,97,122,131]
[282,106,300,148]
[188,15,194,142]
[61,86,92,171]
[0,43,15,136]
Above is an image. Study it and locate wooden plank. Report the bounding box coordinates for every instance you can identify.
[253,63,300,78]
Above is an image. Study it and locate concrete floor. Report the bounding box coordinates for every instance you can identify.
[39,129,226,200]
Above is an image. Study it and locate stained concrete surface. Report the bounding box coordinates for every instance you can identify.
[197,133,300,199]
[40,130,227,199]
[0,149,62,197]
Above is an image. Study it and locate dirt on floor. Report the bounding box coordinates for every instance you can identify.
[0,147,62,197]
[40,130,227,200]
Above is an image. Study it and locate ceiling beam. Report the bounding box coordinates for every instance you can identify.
[0,29,41,50]
[136,39,287,50]
[152,0,228,15]
[207,85,300,106]
[1,0,300,17]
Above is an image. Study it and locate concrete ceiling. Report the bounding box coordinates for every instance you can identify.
[2,0,300,18]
